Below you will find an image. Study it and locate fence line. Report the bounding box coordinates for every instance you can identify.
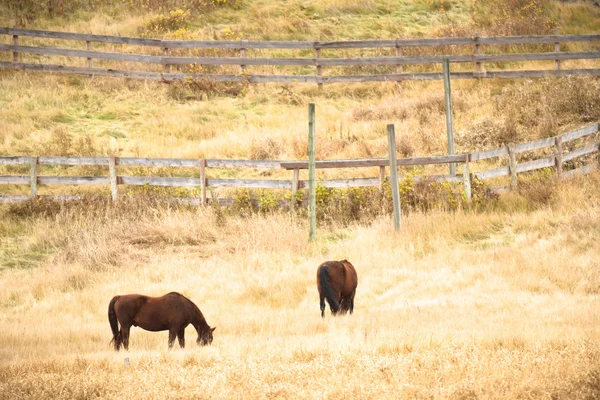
[0,122,598,204]
[1,28,599,83]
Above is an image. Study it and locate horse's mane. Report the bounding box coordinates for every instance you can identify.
[170,292,206,323]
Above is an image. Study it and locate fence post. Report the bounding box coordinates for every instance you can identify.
[200,159,207,206]
[240,40,247,74]
[109,156,118,201]
[378,165,386,192]
[316,48,323,89]
[555,136,563,179]
[554,41,561,71]
[163,47,170,73]
[12,35,19,63]
[395,38,403,74]
[463,156,472,202]
[308,104,317,241]
[291,168,299,200]
[507,143,517,189]
[30,156,38,198]
[443,59,456,176]
[86,40,93,78]
[387,124,401,232]
[474,36,482,75]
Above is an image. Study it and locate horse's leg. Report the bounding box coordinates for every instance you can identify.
[177,328,185,348]
[121,325,131,351]
[350,292,355,314]
[320,294,326,318]
[168,329,177,349]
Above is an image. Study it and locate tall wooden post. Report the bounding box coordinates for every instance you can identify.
[387,124,401,232]
[308,104,317,241]
[443,59,456,176]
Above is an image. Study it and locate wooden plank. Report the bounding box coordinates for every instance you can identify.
[280,154,468,170]
[0,156,31,165]
[30,156,38,198]
[2,28,596,49]
[3,61,600,83]
[38,176,110,185]
[298,178,380,188]
[560,123,599,142]
[0,27,163,46]
[206,159,281,169]
[562,143,600,162]
[0,194,30,203]
[38,156,109,165]
[563,164,596,179]
[469,147,508,161]
[0,44,162,64]
[207,179,292,189]
[163,40,316,49]
[473,166,510,180]
[516,156,555,173]
[120,176,201,187]
[477,34,600,45]
[117,157,199,167]
[514,137,556,153]
[0,176,29,184]
[109,156,118,201]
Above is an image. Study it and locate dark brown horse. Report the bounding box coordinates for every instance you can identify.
[108,292,215,351]
[317,259,358,317]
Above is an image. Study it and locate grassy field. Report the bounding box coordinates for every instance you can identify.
[1,174,600,399]
[1,0,600,398]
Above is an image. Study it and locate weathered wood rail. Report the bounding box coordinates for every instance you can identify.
[0,123,598,204]
[1,27,599,83]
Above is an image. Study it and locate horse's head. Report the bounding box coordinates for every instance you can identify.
[197,326,216,346]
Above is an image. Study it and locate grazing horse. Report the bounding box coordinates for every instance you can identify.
[108,292,215,351]
[317,259,358,317]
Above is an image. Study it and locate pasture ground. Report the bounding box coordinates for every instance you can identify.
[1,173,599,399]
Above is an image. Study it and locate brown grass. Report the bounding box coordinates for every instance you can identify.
[1,173,600,398]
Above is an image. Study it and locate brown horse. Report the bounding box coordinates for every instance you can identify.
[108,292,215,351]
[317,259,358,317]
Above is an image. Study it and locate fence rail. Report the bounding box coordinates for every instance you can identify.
[0,123,598,204]
[1,28,599,83]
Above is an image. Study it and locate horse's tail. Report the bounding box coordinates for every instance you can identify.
[108,295,121,348]
[319,265,340,314]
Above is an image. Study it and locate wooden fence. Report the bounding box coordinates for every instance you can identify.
[0,122,598,205]
[0,27,599,83]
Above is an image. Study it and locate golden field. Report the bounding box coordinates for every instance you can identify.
[1,173,600,399]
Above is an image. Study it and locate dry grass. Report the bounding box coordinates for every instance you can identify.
[1,174,600,399]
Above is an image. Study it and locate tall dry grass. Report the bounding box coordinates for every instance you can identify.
[1,173,599,398]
